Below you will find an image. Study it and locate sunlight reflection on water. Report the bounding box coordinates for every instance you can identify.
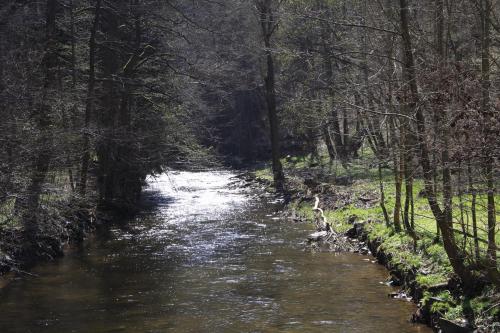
[0,170,431,333]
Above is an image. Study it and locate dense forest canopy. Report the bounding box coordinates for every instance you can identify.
[0,0,499,311]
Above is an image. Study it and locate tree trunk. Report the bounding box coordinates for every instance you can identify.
[378,163,390,226]
[478,0,499,285]
[323,125,336,162]
[79,0,101,196]
[402,130,417,247]
[320,25,347,164]
[96,0,123,204]
[264,35,284,190]
[17,0,58,239]
[67,0,77,192]
[467,161,480,260]
[486,157,498,284]
[433,0,446,241]
[258,0,284,191]
[457,161,467,250]
[392,128,403,233]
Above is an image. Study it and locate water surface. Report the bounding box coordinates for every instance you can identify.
[0,171,430,332]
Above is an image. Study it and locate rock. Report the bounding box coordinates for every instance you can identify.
[427,282,449,293]
[304,178,320,188]
[360,246,370,255]
[346,226,357,238]
[348,215,358,224]
[307,231,329,242]
[388,292,411,301]
[354,221,366,235]
[334,176,353,186]
[346,221,367,239]
[359,196,374,202]
[438,318,472,333]
[411,307,425,323]
[320,175,337,183]
[389,276,402,286]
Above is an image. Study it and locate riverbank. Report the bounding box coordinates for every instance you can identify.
[247,157,499,333]
[0,170,430,332]
[1,165,497,331]
[0,194,137,280]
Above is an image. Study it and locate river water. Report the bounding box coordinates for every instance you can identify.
[0,171,430,332]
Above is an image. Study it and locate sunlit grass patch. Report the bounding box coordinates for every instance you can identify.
[0,198,19,228]
[257,152,499,254]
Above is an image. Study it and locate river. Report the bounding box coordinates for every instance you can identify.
[0,171,430,332]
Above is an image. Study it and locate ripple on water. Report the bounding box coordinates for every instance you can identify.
[0,171,430,333]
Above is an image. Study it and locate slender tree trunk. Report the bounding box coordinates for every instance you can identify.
[402,134,417,247]
[392,129,403,233]
[258,0,284,191]
[467,161,480,260]
[323,125,336,162]
[320,25,347,164]
[486,158,498,283]
[330,104,346,162]
[79,0,101,196]
[378,163,390,226]
[342,109,349,150]
[403,160,412,232]
[66,0,77,192]
[263,35,284,190]
[436,0,445,61]
[383,7,401,232]
[439,1,454,260]
[457,161,467,250]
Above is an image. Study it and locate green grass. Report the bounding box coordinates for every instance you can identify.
[254,168,273,182]
[0,198,18,227]
[256,151,498,224]
[427,288,500,323]
[263,151,500,249]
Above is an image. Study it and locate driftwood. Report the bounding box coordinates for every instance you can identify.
[312,195,327,230]
[308,196,335,242]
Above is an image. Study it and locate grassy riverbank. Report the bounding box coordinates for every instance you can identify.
[252,154,500,331]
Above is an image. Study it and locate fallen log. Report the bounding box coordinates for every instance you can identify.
[307,196,336,243]
[312,195,328,230]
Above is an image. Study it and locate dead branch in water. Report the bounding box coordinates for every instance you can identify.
[308,196,335,242]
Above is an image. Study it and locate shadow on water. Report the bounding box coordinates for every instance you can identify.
[0,171,431,333]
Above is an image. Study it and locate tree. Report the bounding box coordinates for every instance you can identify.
[479,0,499,284]
[79,0,101,196]
[15,0,59,242]
[256,0,285,191]
[398,0,475,291]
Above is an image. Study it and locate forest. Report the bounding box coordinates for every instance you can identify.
[0,0,499,332]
